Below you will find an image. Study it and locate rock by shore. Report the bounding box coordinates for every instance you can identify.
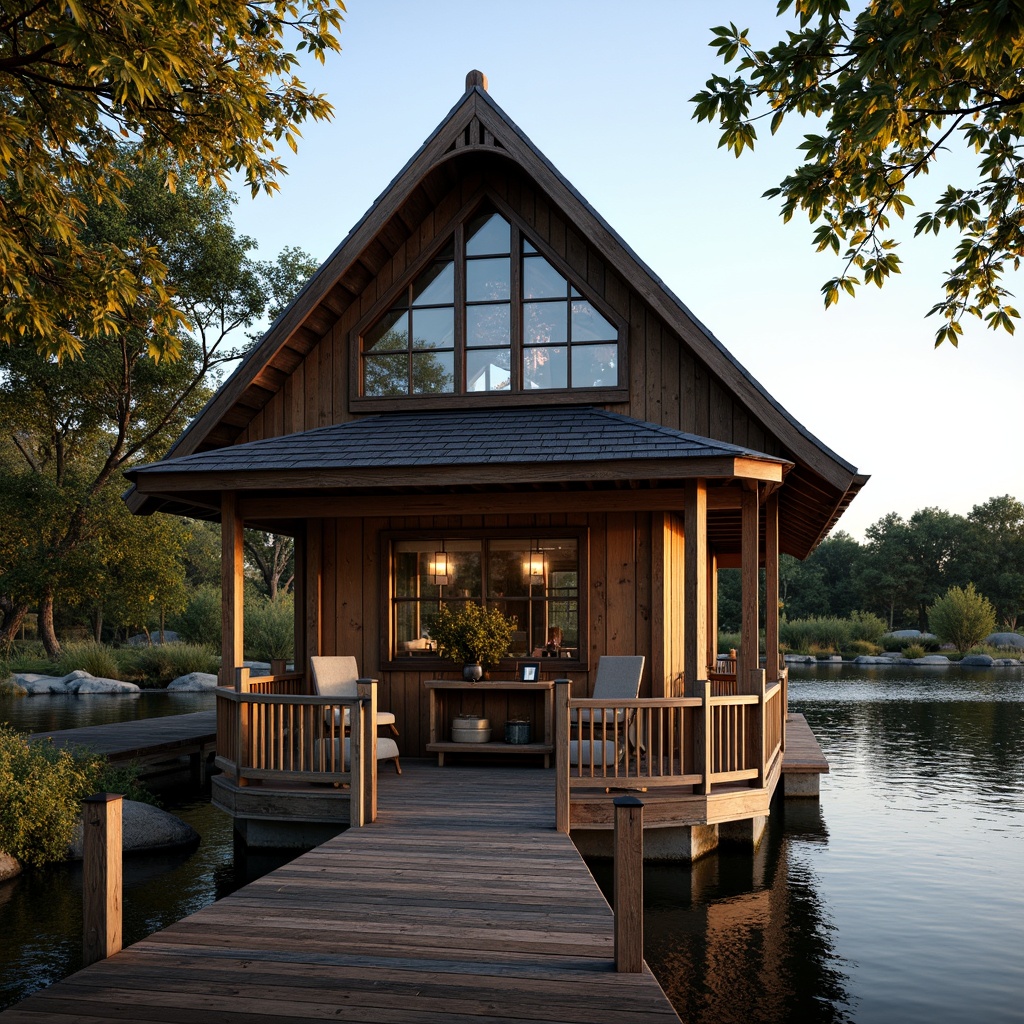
[166,672,219,692]
[4,670,141,696]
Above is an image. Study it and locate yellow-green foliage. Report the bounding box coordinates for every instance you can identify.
[929,583,997,655]
[0,726,151,868]
[428,603,517,669]
[54,641,121,680]
[902,644,926,660]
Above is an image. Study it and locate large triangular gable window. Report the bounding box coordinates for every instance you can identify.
[357,206,622,402]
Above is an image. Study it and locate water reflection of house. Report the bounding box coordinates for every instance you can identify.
[126,72,863,846]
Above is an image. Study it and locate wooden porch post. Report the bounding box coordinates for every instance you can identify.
[305,519,323,665]
[293,528,307,679]
[221,493,244,687]
[765,492,780,683]
[706,549,718,673]
[683,479,708,698]
[739,485,760,691]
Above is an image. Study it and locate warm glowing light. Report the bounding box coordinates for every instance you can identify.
[431,550,451,585]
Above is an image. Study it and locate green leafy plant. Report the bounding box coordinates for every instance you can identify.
[171,585,223,647]
[244,596,295,663]
[846,639,881,657]
[121,642,219,686]
[54,641,121,680]
[929,583,997,655]
[902,644,926,660]
[0,727,152,868]
[428,603,516,669]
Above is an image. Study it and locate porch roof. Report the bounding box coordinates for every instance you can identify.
[128,406,788,478]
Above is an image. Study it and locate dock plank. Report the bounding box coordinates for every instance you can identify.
[782,713,829,774]
[2,763,680,1023]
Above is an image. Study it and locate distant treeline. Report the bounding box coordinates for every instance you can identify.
[718,495,1024,633]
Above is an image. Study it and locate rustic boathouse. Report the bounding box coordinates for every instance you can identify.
[126,71,864,850]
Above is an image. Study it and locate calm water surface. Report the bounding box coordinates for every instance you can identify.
[2,668,1022,1021]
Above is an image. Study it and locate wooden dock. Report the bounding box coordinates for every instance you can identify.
[29,712,217,779]
[781,713,829,796]
[2,763,680,1023]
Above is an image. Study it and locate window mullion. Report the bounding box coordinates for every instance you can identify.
[510,224,522,393]
[454,223,466,394]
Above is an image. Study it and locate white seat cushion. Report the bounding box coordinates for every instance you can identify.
[569,739,619,767]
[316,736,400,769]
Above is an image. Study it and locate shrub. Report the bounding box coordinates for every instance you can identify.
[245,596,295,663]
[0,727,152,868]
[929,584,997,655]
[54,641,121,680]
[427,603,516,669]
[780,617,852,654]
[902,644,926,659]
[122,642,219,686]
[848,611,887,645]
[846,639,881,656]
[171,585,223,647]
[717,631,741,654]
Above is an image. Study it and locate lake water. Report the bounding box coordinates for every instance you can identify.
[2,666,1022,1021]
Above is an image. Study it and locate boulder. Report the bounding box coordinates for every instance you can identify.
[69,800,199,859]
[984,632,1024,649]
[167,672,219,692]
[0,851,22,882]
[883,630,938,641]
[960,654,995,667]
[783,654,817,663]
[11,670,140,695]
[992,658,1022,667]
[912,655,951,666]
[854,655,897,665]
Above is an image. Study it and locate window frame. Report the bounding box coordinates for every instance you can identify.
[380,526,590,672]
[349,192,628,411]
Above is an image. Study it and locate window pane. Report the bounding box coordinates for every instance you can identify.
[523,346,567,389]
[571,344,618,389]
[466,348,511,392]
[363,353,407,396]
[523,254,566,299]
[523,238,538,254]
[364,310,408,352]
[466,303,510,347]
[412,350,454,393]
[524,301,567,345]
[571,300,617,342]
[487,540,532,597]
[466,257,510,301]
[412,261,454,306]
[466,212,510,256]
[411,307,454,349]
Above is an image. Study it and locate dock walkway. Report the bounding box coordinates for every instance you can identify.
[2,763,680,1023]
[29,711,216,778]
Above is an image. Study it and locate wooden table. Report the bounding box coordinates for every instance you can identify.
[425,679,555,767]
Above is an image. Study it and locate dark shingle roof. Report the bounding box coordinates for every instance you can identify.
[129,407,784,477]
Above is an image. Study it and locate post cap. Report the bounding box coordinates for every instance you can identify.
[466,70,488,92]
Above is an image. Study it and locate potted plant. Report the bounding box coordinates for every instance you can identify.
[429,603,516,680]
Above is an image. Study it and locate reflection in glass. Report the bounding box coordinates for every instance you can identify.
[466,349,511,392]
[571,300,617,341]
[364,311,408,352]
[524,346,567,389]
[412,351,454,394]
[411,261,455,306]
[466,212,510,256]
[524,300,568,346]
[467,303,510,347]
[363,353,407,396]
[487,540,532,598]
[411,307,454,349]
[523,254,567,299]
[571,344,617,388]
[467,258,510,301]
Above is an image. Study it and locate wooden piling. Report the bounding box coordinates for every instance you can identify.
[82,793,122,967]
[613,794,644,973]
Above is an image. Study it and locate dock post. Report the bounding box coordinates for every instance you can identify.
[613,794,644,973]
[82,793,122,967]
[554,680,571,833]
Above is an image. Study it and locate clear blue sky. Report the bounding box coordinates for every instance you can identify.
[227,0,1024,541]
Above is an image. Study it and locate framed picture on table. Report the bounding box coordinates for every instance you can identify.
[517,661,540,682]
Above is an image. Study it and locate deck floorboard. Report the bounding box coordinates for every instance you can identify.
[2,763,680,1023]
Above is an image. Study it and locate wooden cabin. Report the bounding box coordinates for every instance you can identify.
[126,71,865,848]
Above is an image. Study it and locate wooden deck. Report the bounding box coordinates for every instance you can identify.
[2,763,680,1023]
[29,712,217,777]
[782,714,830,775]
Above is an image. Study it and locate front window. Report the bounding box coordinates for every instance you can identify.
[360,206,620,398]
[391,536,581,662]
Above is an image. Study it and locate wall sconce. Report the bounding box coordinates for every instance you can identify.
[523,542,545,579]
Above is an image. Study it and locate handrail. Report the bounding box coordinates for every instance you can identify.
[554,668,785,832]
[216,667,377,826]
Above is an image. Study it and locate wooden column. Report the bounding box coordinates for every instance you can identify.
[764,492,780,683]
[82,794,122,966]
[305,519,323,664]
[613,795,644,973]
[554,679,571,833]
[649,513,666,696]
[221,493,244,686]
[293,528,307,679]
[706,549,718,672]
[683,480,708,698]
[739,485,760,690]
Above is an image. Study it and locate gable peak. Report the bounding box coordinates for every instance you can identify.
[465,69,488,92]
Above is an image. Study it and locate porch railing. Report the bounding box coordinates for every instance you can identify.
[215,667,378,826]
[554,668,787,832]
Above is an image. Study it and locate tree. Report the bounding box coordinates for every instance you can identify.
[244,532,295,602]
[929,583,996,653]
[1,0,344,360]
[0,155,300,656]
[965,495,1024,628]
[692,2,1024,346]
